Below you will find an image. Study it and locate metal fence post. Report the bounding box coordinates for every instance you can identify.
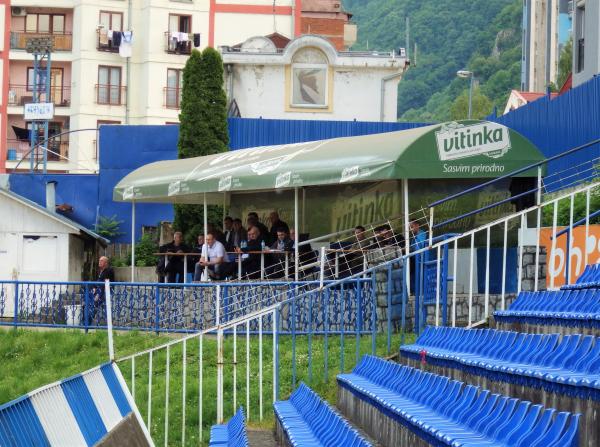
[386,264,392,355]
[371,274,377,356]
[105,280,114,361]
[13,282,19,328]
[216,285,221,326]
[84,284,89,333]
[154,286,160,334]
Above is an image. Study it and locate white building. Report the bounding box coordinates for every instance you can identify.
[0,183,107,288]
[572,0,600,87]
[221,34,408,121]
[2,0,300,174]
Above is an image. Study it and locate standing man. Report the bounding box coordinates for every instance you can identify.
[268,211,289,244]
[88,256,115,325]
[409,220,427,251]
[223,216,234,250]
[164,231,191,283]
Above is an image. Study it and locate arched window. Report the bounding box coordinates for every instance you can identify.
[290,48,329,108]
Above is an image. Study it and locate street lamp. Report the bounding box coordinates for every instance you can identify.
[457,70,474,119]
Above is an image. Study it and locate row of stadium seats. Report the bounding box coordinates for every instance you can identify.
[562,264,600,289]
[401,327,600,400]
[273,382,371,447]
[337,355,579,447]
[494,289,600,329]
[209,407,248,447]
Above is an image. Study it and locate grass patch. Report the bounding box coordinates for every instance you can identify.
[0,328,415,446]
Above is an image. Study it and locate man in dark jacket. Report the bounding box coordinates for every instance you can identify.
[87,256,115,325]
[236,225,262,279]
[163,231,191,283]
[268,228,294,278]
[268,211,289,244]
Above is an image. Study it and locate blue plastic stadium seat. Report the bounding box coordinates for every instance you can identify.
[560,264,600,290]
[337,355,580,447]
[401,327,600,400]
[209,407,249,447]
[273,382,372,447]
[493,287,600,329]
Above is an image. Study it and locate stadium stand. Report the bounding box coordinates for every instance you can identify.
[209,407,249,447]
[400,327,598,446]
[337,355,580,447]
[273,382,372,447]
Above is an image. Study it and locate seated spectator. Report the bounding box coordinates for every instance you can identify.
[268,228,294,278]
[231,218,247,249]
[290,228,318,277]
[247,212,270,245]
[349,225,370,274]
[268,211,289,244]
[189,234,205,266]
[373,224,405,249]
[194,232,232,281]
[163,231,191,283]
[235,225,262,279]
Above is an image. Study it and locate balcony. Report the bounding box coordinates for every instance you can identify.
[6,138,69,163]
[95,85,126,106]
[8,84,71,108]
[10,31,72,51]
[165,32,192,55]
[96,29,120,53]
[164,86,182,109]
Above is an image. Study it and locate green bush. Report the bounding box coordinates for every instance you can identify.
[134,233,159,267]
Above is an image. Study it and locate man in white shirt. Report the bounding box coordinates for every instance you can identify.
[194,232,229,280]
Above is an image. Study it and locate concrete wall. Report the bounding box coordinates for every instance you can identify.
[573,0,600,87]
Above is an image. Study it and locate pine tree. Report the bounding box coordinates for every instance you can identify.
[199,47,229,153]
[173,48,230,240]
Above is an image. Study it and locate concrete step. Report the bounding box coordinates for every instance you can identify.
[247,427,277,447]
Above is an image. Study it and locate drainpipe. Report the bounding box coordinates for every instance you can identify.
[380,70,404,122]
[125,0,132,124]
[226,63,234,106]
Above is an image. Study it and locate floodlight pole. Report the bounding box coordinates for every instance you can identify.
[26,37,54,174]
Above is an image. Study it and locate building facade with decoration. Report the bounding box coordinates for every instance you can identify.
[0,0,360,173]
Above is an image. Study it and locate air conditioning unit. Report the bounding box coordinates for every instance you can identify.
[11,7,27,17]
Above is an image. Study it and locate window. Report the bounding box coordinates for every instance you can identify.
[290,48,329,108]
[169,14,191,33]
[576,4,585,72]
[99,11,123,31]
[166,68,183,108]
[25,14,65,34]
[97,66,122,105]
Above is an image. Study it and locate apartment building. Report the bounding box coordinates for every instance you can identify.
[0,1,9,174]
[572,0,600,87]
[1,0,298,173]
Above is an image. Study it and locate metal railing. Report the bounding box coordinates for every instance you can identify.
[95,84,127,105]
[165,32,192,54]
[6,139,69,163]
[164,86,181,109]
[96,30,120,53]
[8,84,71,107]
[10,31,72,51]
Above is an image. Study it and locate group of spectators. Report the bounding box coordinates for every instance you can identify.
[157,211,296,282]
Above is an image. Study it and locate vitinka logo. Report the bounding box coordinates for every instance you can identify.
[435,122,511,161]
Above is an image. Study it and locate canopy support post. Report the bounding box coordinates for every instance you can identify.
[204,193,208,281]
[294,187,299,282]
[403,179,410,294]
[223,192,228,227]
[302,187,306,233]
[130,201,136,282]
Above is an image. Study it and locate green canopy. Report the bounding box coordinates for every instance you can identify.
[113,120,544,203]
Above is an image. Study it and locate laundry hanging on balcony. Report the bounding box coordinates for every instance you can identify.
[120,31,133,58]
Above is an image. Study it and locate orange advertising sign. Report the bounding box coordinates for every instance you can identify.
[539,225,600,288]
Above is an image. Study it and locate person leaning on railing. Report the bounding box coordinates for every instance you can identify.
[163,231,190,283]
[266,227,294,278]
